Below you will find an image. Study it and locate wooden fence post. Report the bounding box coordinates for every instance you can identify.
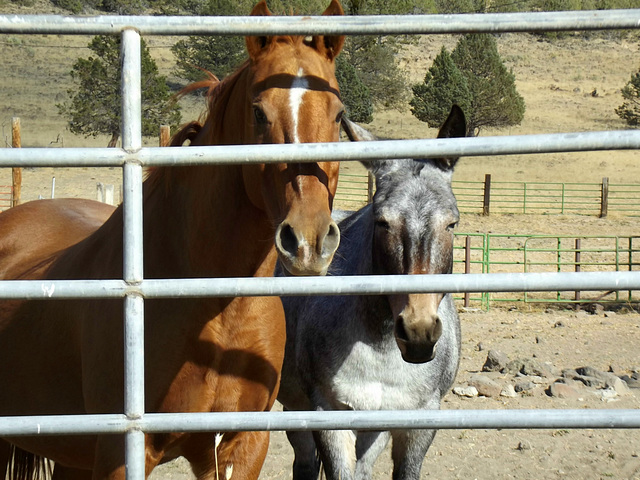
[11,117,22,207]
[96,182,115,205]
[159,125,170,147]
[600,177,609,218]
[482,173,491,216]
[574,238,581,306]
[367,172,374,204]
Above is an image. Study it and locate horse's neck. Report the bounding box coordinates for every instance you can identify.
[142,165,276,279]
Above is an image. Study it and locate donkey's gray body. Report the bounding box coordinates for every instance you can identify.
[277,107,466,480]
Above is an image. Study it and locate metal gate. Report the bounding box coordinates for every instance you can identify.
[1,8,640,480]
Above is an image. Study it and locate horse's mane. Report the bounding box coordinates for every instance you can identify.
[144,66,240,194]
[145,37,307,195]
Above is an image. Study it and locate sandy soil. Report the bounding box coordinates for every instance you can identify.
[146,307,640,480]
[1,5,640,478]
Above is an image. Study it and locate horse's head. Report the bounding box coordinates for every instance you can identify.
[236,0,345,275]
[342,106,466,363]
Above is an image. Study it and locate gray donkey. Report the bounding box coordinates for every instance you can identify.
[277,105,466,480]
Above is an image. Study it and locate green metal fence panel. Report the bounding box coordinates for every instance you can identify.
[453,233,640,309]
[452,180,640,216]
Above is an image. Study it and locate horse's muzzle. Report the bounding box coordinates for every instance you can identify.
[275,218,340,276]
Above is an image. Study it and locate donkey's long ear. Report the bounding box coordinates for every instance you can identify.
[435,104,467,171]
[341,117,377,142]
[307,0,345,61]
[246,1,273,59]
[341,117,395,176]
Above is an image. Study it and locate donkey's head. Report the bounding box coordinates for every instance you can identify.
[342,106,466,363]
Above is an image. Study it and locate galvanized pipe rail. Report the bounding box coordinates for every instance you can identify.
[0,271,639,299]
[2,9,640,35]
[1,130,639,167]
[2,409,640,436]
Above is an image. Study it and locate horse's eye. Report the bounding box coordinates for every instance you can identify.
[253,106,268,125]
[446,222,458,232]
[335,109,345,124]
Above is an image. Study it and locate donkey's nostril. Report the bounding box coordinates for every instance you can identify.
[278,223,298,256]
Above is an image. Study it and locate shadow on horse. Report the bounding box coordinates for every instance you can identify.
[277,106,467,480]
[0,1,345,479]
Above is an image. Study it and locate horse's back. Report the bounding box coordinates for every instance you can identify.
[0,199,115,279]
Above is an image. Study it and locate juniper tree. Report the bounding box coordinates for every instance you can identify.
[335,56,373,123]
[411,34,525,136]
[410,46,472,130]
[57,35,181,147]
[615,69,640,127]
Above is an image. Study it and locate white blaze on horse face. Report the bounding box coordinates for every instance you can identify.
[289,67,309,143]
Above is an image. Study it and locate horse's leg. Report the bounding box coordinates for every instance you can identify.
[313,429,356,480]
[390,429,436,480]
[182,431,269,480]
[354,431,390,480]
[92,434,165,480]
[285,430,321,480]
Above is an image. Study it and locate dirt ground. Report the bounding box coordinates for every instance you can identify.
[2,4,640,478]
[144,307,640,480]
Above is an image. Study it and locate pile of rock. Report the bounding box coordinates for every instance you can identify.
[453,349,639,401]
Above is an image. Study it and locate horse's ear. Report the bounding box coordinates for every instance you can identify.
[435,104,467,170]
[309,0,345,61]
[246,1,273,59]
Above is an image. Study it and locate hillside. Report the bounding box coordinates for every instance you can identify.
[1,3,639,201]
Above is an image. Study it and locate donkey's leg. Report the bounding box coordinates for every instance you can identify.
[285,430,321,480]
[313,429,356,480]
[354,431,390,480]
[390,429,436,480]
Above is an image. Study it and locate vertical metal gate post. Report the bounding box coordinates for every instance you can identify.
[121,28,146,480]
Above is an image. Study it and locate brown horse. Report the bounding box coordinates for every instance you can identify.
[0,2,345,480]
[0,198,116,280]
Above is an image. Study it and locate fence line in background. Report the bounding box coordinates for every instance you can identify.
[333,171,640,217]
[453,233,640,308]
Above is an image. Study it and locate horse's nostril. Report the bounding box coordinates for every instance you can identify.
[322,222,340,255]
[278,223,298,256]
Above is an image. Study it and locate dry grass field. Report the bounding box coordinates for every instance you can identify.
[1,3,640,479]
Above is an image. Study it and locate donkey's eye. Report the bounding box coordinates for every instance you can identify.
[253,106,268,125]
[375,219,390,231]
[335,109,345,124]
[446,222,458,232]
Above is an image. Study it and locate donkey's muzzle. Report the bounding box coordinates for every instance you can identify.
[393,294,444,364]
